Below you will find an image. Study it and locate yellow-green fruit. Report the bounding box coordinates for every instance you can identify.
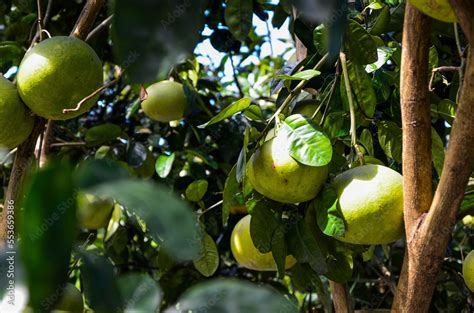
[463,215,474,226]
[231,215,296,271]
[248,130,328,203]
[77,192,114,229]
[52,283,84,313]
[463,251,474,292]
[409,0,456,23]
[17,36,103,120]
[0,76,33,149]
[141,80,187,122]
[331,164,404,245]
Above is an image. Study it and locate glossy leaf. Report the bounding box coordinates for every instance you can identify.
[377,120,402,163]
[282,114,333,166]
[250,205,279,253]
[85,123,122,146]
[118,273,162,313]
[314,187,345,238]
[276,69,321,81]
[165,279,298,313]
[222,165,242,225]
[198,98,251,128]
[347,61,377,118]
[431,127,445,176]
[193,233,219,277]
[155,153,175,178]
[345,20,378,65]
[185,179,208,202]
[359,128,374,156]
[271,225,287,277]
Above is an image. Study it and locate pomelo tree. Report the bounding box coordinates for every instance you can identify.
[0,0,472,312]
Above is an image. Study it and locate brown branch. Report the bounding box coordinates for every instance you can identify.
[429,66,461,91]
[329,281,353,313]
[393,1,474,311]
[70,0,106,40]
[392,3,433,311]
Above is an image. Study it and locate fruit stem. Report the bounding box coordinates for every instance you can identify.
[257,53,329,143]
[339,52,364,166]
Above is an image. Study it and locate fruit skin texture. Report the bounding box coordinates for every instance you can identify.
[463,250,474,292]
[331,164,404,245]
[409,0,456,23]
[141,80,188,122]
[0,76,33,149]
[248,130,328,204]
[77,192,114,229]
[17,36,102,120]
[52,283,84,313]
[231,215,296,271]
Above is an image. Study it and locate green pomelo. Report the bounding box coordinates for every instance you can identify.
[248,130,328,203]
[77,192,114,230]
[52,283,84,313]
[141,80,188,122]
[409,0,456,23]
[231,215,296,271]
[331,164,404,245]
[463,250,474,292]
[17,36,103,120]
[0,76,34,149]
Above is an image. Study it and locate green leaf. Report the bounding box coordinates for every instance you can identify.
[345,19,378,65]
[347,61,377,118]
[82,173,203,260]
[282,114,333,166]
[359,128,374,156]
[314,187,345,238]
[20,163,76,312]
[198,98,252,128]
[112,0,205,83]
[155,153,175,178]
[377,120,402,163]
[431,128,445,176]
[271,225,287,277]
[370,5,391,35]
[85,123,122,146]
[118,273,162,313]
[223,165,243,225]
[166,279,298,313]
[236,126,250,183]
[290,264,333,311]
[276,69,321,81]
[80,251,124,313]
[250,205,279,253]
[431,99,456,124]
[313,24,328,55]
[224,0,253,41]
[185,179,208,202]
[193,233,220,277]
[323,112,350,139]
[244,104,264,121]
[428,46,439,71]
[287,219,327,274]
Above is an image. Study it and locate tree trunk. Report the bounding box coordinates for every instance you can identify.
[392,1,474,311]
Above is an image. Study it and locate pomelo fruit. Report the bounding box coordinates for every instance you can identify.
[231,215,296,271]
[0,76,33,149]
[248,129,328,203]
[77,192,114,229]
[331,164,404,245]
[409,0,456,23]
[141,80,188,122]
[52,283,84,313]
[17,36,103,120]
[463,250,474,292]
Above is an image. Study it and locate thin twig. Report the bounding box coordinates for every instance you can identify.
[340,52,364,165]
[256,53,329,143]
[86,14,113,42]
[229,52,244,98]
[49,142,87,148]
[429,66,461,91]
[63,75,121,114]
[37,0,44,41]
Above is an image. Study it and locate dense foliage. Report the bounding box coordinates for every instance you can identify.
[0,0,473,312]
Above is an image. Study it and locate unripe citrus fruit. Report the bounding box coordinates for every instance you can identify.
[463,250,474,292]
[141,80,187,122]
[248,130,328,203]
[53,283,84,313]
[17,36,103,120]
[331,164,404,245]
[408,0,456,23]
[0,76,33,149]
[77,192,114,229]
[231,215,296,271]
